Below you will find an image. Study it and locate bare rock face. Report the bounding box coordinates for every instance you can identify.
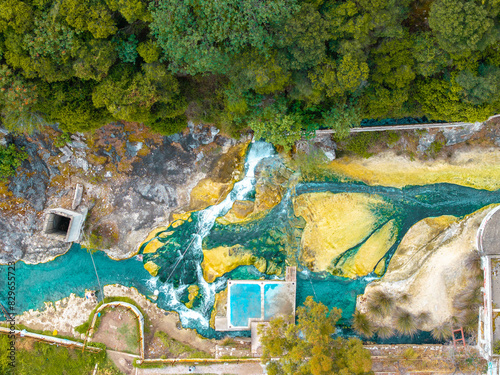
[312,134,336,161]
[229,200,255,219]
[0,123,243,264]
[356,205,494,331]
[295,135,337,161]
[0,133,70,264]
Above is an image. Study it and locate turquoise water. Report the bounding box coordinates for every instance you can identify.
[0,244,151,314]
[0,142,499,340]
[229,284,261,328]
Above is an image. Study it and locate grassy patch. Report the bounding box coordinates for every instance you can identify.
[154,331,212,358]
[221,337,237,347]
[0,335,116,375]
[117,321,140,354]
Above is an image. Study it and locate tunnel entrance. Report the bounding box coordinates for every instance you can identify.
[43,208,85,242]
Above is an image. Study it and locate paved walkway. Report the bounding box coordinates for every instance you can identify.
[138,362,265,374]
[316,121,480,135]
[0,326,102,352]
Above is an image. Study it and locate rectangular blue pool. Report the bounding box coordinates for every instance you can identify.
[229,283,262,328]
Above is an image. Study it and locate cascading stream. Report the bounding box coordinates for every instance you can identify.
[148,141,276,329]
[2,141,499,342]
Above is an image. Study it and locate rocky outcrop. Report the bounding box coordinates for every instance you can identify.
[0,122,244,263]
[188,141,249,211]
[0,132,70,263]
[295,134,337,161]
[356,206,494,331]
[218,155,291,225]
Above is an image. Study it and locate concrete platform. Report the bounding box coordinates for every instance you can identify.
[479,206,500,255]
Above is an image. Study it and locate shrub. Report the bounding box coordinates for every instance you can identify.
[352,310,374,338]
[494,340,500,355]
[394,310,417,336]
[340,132,381,158]
[0,143,28,181]
[431,323,452,341]
[386,131,400,145]
[367,290,394,318]
[53,132,72,148]
[428,139,444,156]
[376,325,395,339]
[416,311,431,328]
[148,115,188,136]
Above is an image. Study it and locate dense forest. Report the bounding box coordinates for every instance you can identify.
[0,0,499,142]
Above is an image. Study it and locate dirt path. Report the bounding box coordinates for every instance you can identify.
[107,350,138,375]
[92,307,140,354]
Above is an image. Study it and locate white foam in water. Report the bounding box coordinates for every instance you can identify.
[158,283,210,328]
[146,276,159,290]
[158,141,275,331]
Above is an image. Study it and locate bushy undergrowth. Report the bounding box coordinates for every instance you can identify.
[0,335,120,375]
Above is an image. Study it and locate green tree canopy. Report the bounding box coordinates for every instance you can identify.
[249,99,306,152]
[309,54,369,98]
[277,3,330,70]
[455,65,500,106]
[150,0,299,74]
[60,0,117,39]
[0,64,45,132]
[260,296,373,375]
[415,76,494,121]
[429,0,498,56]
[322,102,361,140]
[228,50,291,95]
[92,63,185,126]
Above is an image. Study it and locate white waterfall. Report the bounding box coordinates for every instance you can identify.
[152,141,275,329]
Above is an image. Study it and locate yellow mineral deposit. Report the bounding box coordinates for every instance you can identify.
[144,260,160,277]
[139,228,172,255]
[217,200,256,225]
[188,142,250,211]
[201,245,257,283]
[189,179,234,210]
[210,288,227,328]
[185,285,200,309]
[338,219,398,278]
[294,192,394,272]
[327,148,500,190]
